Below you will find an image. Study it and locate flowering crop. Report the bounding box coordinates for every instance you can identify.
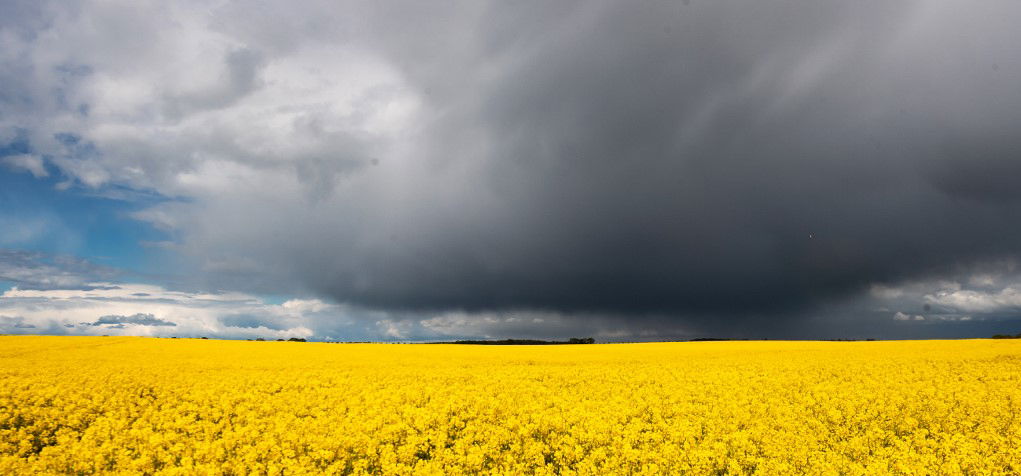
[1,336,1019,474]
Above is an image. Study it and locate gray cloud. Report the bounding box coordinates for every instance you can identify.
[0,249,120,290]
[869,261,1021,322]
[161,47,266,119]
[1,154,47,177]
[220,314,290,331]
[227,1,1021,321]
[88,313,177,327]
[4,1,1021,338]
[0,315,36,329]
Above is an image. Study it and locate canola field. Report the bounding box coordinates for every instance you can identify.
[1,337,1020,475]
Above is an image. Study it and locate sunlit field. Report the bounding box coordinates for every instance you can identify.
[1,337,1019,475]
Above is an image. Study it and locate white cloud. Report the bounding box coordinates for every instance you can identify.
[870,284,904,300]
[968,274,999,288]
[924,287,1021,314]
[1,154,47,177]
[0,282,319,338]
[375,319,408,339]
[874,264,1021,323]
[416,310,692,341]
[281,299,332,314]
[892,312,925,321]
[2,1,422,199]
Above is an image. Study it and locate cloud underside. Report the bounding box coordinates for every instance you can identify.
[88,313,177,327]
[3,1,1021,337]
[1,251,1021,340]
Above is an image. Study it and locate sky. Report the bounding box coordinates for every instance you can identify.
[3,0,1021,341]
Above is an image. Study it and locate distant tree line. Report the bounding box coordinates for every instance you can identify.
[243,337,306,342]
[438,338,596,345]
[991,333,1021,339]
[238,337,600,344]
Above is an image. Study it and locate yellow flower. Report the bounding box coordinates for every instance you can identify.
[1,336,1019,474]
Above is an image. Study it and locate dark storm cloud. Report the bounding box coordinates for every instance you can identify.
[284,1,1021,324]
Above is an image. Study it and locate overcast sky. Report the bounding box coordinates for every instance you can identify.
[3,0,1021,341]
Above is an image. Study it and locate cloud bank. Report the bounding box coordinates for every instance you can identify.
[87,313,177,327]
[0,281,317,339]
[0,277,693,341]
